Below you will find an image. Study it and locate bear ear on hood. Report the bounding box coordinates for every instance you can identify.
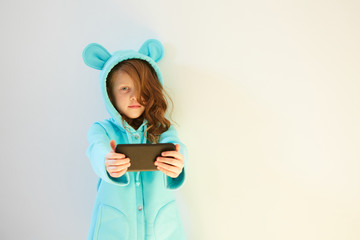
[138,39,164,63]
[82,43,112,70]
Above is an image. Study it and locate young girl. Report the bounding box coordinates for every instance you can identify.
[82,39,188,240]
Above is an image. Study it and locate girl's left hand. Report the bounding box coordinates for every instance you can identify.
[154,144,184,178]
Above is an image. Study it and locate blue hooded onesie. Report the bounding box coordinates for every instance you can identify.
[82,39,188,240]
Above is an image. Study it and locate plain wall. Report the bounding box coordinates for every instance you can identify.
[0,0,359,239]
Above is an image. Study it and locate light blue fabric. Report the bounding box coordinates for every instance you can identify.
[82,39,188,240]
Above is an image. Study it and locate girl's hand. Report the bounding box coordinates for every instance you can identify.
[105,140,131,178]
[154,144,184,178]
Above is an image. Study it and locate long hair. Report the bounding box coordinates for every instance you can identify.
[106,59,174,143]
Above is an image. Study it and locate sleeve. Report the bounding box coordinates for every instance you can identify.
[86,122,130,186]
[158,124,188,190]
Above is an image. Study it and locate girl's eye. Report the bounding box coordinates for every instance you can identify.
[121,87,129,91]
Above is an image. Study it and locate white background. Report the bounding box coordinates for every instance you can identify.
[0,0,359,239]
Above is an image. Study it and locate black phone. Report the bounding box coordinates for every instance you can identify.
[115,143,176,172]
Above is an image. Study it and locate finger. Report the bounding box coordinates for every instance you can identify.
[157,166,178,178]
[107,163,131,172]
[155,157,183,168]
[160,150,184,161]
[109,168,128,178]
[155,161,180,174]
[110,139,116,152]
[105,158,130,167]
[105,152,126,160]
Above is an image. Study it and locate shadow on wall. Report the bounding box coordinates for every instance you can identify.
[160,42,274,239]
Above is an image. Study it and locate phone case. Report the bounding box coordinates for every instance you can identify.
[115,143,176,172]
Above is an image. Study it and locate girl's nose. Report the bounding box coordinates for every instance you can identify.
[130,92,137,101]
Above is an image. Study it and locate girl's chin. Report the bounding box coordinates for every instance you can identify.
[122,112,144,119]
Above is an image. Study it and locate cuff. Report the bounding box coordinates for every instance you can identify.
[106,171,130,186]
[164,167,185,190]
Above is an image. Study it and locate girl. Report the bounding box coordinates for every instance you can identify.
[82,39,188,240]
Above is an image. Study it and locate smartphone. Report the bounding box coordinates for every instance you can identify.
[115,143,176,172]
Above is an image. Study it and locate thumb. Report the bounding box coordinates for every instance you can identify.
[175,144,180,152]
[110,139,116,152]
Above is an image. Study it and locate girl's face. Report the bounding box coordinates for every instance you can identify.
[110,70,145,119]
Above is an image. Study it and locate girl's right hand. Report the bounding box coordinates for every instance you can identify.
[105,139,131,178]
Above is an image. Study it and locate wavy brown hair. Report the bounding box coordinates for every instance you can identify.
[106,59,175,143]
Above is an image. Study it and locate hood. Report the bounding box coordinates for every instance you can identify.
[82,39,165,133]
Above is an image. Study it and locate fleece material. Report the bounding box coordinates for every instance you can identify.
[82,39,188,240]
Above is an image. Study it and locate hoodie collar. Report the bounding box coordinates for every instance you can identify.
[111,117,148,134]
